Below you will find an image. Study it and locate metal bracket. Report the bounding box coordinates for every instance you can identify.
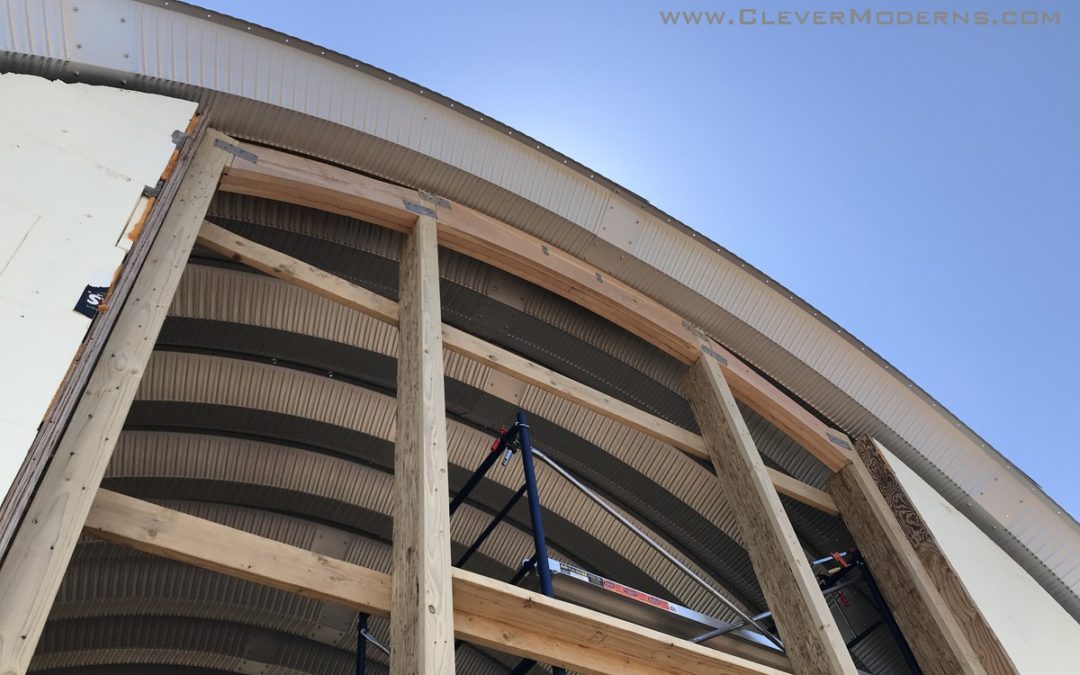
[701,342,729,366]
[213,138,258,164]
[142,179,165,198]
[418,189,451,209]
[827,433,852,450]
[403,200,437,219]
[170,129,188,149]
[682,319,710,340]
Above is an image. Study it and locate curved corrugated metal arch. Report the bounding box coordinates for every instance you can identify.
[2,0,1073,615]
[120,346,756,619]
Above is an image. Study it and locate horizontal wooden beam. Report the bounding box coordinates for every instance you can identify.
[85,490,786,675]
[765,467,839,517]
[219,144,854,471]
[196,222,836,515]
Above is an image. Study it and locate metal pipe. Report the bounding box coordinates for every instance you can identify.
[515,413,566,675]
[812,551,850,566]
[360,627,390,656]
[690,575,865,643]
[517,414,555,598]
[455,483,529,568]
[356,614,368,675]
[854,555,923,675]
[689,610,770,644]
[509,555,536,586]
[531,448,784,650]
[449,427,518,516]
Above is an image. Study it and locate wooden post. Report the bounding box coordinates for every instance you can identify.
[0,129,230,675]
[390,215,455,675]
[828,437,986,675]
[686,355,856,675]
[855,439,1016,674]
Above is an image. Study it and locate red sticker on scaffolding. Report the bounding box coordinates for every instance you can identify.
[602,579,672,612]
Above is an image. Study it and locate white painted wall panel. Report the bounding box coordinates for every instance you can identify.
[0,73,195,501]
[886,446,1080,673]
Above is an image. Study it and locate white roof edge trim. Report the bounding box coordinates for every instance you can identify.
[3,0,1075,608]
[136,1,1058,503]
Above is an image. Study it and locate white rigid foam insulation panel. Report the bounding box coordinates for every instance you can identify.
[0,73,196,501]
[885,446,1080,672]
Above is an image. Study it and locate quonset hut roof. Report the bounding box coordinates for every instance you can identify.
[2,0,1077,673]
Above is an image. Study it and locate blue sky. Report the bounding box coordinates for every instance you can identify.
[197,1,1079,517]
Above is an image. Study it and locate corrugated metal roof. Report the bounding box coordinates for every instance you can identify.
[11,0,1059,612]
[31,212,890,671]
[2,0,1054,670]
[9,1,1053,572]
[39,220,885,671]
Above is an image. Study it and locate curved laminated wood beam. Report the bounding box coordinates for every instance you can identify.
[218,144,854,472]
[85,490,788,675]
[196,222,838,516]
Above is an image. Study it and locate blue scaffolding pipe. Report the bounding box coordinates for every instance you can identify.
[450,412,565,675]
[449,426,519,517]
[515,411,556,599]
[356,613,368,675]
[508,555,537,586]
[455,483,529,568]
[512,411,566,675]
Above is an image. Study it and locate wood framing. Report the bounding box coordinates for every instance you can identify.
[84,490,787,675]
[217,143,854,472]
[0,113,202,560]
[827,440,985,675]
[391,214,456,674]
[765,468,839,517]
[686,355,856,675]
[852,438,1015,673]
[196,222,838,515]
[0,130,231,675]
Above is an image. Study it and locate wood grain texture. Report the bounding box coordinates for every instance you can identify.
[217,143,854,473]
[85,491,788,675]
[0,131,230,675]
[196,223,838,515]
[828,448,986,675]
[391,215,455,675]
[686,356,856,675]
[858,438,1017,674]
[197,221,399,325]
[0,112,202,562]
[85,489,393,612]
[765,468,840,517]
